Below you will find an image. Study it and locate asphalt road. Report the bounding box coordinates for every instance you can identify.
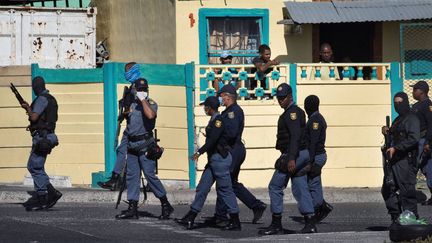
[1,202,432,242]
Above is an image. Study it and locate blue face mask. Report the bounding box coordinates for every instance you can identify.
[124,64,141,83]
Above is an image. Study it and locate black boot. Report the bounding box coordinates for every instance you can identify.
[258,214,283,235]
[223,213,241,231]
[25,194,48,211]
[314,200,333,223]
[175,210,197,230]
[204,214,229,227]
[252,202,267,224]
[46,184,62,209]
[115,200,138,219]
[159,200,174,220]
[97,172,120,191]
[300,215,317,233]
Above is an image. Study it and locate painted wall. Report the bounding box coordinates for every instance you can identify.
[93,0,176,64]
[382,22,401,62]
[175,0,293,64]
[0,66,105,184]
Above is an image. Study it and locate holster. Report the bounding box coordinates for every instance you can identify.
[33,130,57,155]
[274,153,290,173]
[145,143,164,161]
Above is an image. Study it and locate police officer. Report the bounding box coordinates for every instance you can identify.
[98,62,141,190]
[115,78,173,220]
[304,95,333,223]
[176,96,241,231]
[21,76,62,211]
[207,85,266,226]
[259,83,314,235]
[411,81,432,205]
[382,92,420,224]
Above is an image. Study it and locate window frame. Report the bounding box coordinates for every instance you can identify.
[198,8,269,64]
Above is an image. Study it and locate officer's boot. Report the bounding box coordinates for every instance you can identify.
[46,183,62,209]
[390,214,400,226]
[258,214,283,235]
[159,196,174,220]
[204,214,229,227]
[97,172,120,191]
[25,194,48,211]
[252,202,267,224]
[300,215,317,233]
[315,200,333,223]
[115,200,139,219]
[223,213,241,231]
[175,210,197,230]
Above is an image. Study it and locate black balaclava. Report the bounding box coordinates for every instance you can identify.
[394,92,410,115]
[304,95,320,117]
[32,76,46,96]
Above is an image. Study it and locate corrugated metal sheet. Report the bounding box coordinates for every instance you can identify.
[280,0,432,24]
[0,6,96,68]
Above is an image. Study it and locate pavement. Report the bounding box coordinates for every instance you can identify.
[2,183,429,205]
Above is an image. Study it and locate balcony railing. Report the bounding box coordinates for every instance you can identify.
[194,63,392,104]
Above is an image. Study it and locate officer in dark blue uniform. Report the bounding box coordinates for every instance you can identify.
[176,96,241,231]
[115,78,173,220]
[304,95,333,222]
[411,81,432,205]
[207,85,266,226]
[21,76,62,211]
[382,92,420,224]
[259,83,314,235]
[98,62,140,190]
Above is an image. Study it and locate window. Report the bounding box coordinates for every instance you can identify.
[207,17,262,64]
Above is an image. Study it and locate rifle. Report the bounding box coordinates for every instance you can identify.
[115,86,132,150]
[382,116,396,190]
[10,83,26,106]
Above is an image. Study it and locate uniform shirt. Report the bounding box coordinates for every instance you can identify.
[390,112,420,153]
[125,98,158,137]
[32,90,49,115]
[276,103,307,161]
[305,111,327,161]
[412,98,432,143]
[198,112,228,157]
[221,103,244,145]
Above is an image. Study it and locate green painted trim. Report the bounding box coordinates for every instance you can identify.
[289,63,297,103]
[103,63,119,176]
[31,63,103,83]
[390,62,403,121]
[116,63,186,86]
[198,8,270,64]
[185,62,196,189]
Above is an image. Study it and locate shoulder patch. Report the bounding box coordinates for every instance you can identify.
[228,111,235,119]
[290,112,297,120]
[313,122,319,130]
[215,120,222,128]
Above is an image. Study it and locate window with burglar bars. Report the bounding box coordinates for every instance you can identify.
[207,17,262,64]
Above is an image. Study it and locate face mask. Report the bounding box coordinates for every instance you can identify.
[394,92,410,115]
[125,64,141,83]
[218,96,224,106]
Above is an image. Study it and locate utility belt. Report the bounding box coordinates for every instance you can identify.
[128,132,153,143]
[127,133,163,160]
[32,129,58,155]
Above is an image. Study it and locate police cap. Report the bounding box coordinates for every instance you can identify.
[276,83,292,97]
[134,78,149,90]
[410,80,429,93]
[199,96,219,110]
[218,84,237,95]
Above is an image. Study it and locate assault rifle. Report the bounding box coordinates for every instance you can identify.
[10,83,26,106]
[114,86,133,150]
[382,116,396,191]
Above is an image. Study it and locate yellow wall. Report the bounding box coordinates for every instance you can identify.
[93,0,176,64]
[382,22,400,62]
